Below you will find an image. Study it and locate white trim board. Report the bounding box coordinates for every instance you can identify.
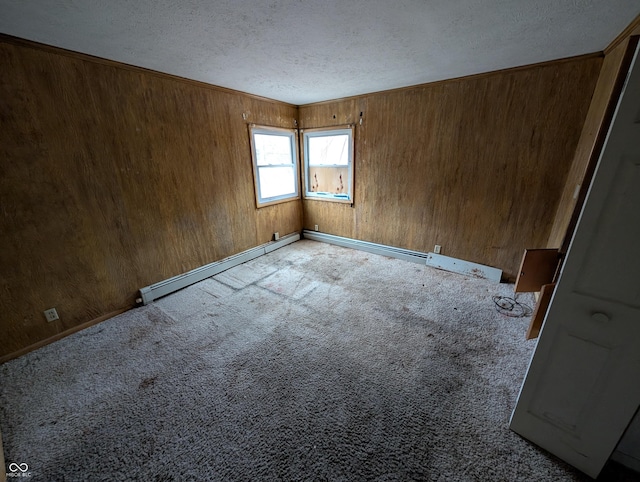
[302,230,429,264]
[139,232,300,304]
[425,252,502,282]
[302,230,502,282]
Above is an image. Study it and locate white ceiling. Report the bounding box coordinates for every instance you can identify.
[0,1,638,105]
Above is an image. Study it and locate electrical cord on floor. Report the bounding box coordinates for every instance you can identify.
[492,295,532,318]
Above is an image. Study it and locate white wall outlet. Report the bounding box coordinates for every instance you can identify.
[314,224,319,232]
[434,245,442,254]
[44,308,59,322]
[274,232,279,241]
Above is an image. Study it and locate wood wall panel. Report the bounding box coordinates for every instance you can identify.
[0,39,300,359]
[255,200,302,244]
[300,57,602,280]
[0,35,612,361]
[298,98,363,128]
[548,35,639,251]
[299,98,364,238]
[303,201,356,239]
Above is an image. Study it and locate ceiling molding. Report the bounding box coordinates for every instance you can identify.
[1,1,638,104]
[299,52,604,108]
[604,13,640,55]
[0,33,297,107]
[2,32,604,109]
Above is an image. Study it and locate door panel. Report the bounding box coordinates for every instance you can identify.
[510,40,640,478]
[575,158,640,307]
[528,331,611,434]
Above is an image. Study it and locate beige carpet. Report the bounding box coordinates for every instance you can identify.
[0,240,634,480]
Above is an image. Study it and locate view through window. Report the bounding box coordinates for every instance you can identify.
[303,127,354,202]
[249,126,299,207]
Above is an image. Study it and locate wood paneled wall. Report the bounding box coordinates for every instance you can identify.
[548,22,640,251]
[299,57,602,280]
[0,38,301,359]
[0,35,613,360]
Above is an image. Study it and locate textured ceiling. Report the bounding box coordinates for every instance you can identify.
[0,1,638,105]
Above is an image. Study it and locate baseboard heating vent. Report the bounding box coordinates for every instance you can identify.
[303,230,430,264]
[302,230,502,282]
[139,232,300,305]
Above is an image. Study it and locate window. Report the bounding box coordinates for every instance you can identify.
[249,125,299,207]
[302,126,354,203]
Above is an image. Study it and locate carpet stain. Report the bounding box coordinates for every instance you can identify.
[138,376,158,389]
[1,241,607,481]
[146,308,175,325]
[128,325,154,347]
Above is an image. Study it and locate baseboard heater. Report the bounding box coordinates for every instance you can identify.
[302,230,501,282]
[139,232,300,305]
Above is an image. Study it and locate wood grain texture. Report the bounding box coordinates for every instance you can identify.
[255,199,302,245]
[0,33,296,108]
[0,308,129,365]
[302,201,357,239]
[300,99,365,237]
[298,53,603,109]
[547,37,638,252]
[299,98,363,128]
[604,14,640,54]
[526,283,556,340]
[514,249,560,293]
[300,57,601,280]
[0,39,300,359]
[0,37,609,360]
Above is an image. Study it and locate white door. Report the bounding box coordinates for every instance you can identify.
[510,41,640,479]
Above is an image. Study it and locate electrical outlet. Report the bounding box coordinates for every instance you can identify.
[314,224,319,232]
[274,232,279,241]
[44,308,59,322]
[434,245,442,254]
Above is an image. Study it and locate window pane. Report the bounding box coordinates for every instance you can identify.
[308,135,349,166]
[258,166,296,199]
[254,134,292,166]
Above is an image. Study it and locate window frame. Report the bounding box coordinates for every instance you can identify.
[249,124,300,208]
[301,125,355,204]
